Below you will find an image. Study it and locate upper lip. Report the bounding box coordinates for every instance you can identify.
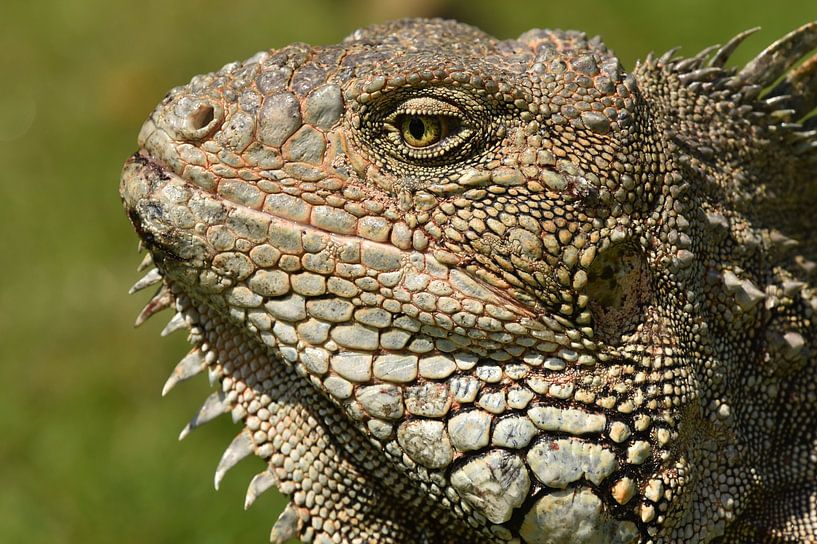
[120,151,198,262]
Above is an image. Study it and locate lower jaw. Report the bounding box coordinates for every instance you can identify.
[160,280,499,543]
[146,277,653,544]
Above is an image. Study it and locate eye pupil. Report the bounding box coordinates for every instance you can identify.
[398,114,449,148]
[408,117,426,140]
[387,98,469,159]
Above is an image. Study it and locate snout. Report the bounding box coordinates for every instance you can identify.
[120,152,213,265]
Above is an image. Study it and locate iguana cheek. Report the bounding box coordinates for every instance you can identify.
[125,139,672,537]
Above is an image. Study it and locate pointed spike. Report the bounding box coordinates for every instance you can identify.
[231,404,248,423]
[134,287,173,327]
[694,44,721,62]
[214,429,255,490]
[245,470,279,510]
[658,46,681,65]
[208,366,220,387]
[161,350,205,396]
[786,131,807,145]
[765,94,792,107]
[787,129,817,149]
[674,56,705,73]
[733,22,817,89]
[794,139,812,154]
[678,67,722,85]
[769,108,797,121]
[270,503,301,544]
[768,230,800,257]
[710,27,761,67]
[137,240,144,253]
[795,138,817,155]
[722,270,765,312]
[178,391,229,441]
[136,252,154,272]
[705,211,729,229]
[739,84,763,102]
[128,268,162,295]
[797,256,817,276]
[161,312,187,337]
[782,280,805,297]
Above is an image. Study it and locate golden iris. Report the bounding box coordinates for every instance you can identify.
[399,115,445,147]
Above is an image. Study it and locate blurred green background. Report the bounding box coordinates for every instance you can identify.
[1,0,813,542]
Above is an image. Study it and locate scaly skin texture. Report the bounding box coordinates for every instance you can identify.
[121,19,817,543]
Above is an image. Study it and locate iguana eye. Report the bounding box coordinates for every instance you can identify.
[373,94,488,164]
[399,115,448,148]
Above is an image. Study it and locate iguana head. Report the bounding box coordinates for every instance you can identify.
[121,18,817,543]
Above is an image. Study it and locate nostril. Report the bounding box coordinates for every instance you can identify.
[189,104,215,130]
[170,98,223,141]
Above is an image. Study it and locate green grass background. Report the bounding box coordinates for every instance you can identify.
[1,0,813,542]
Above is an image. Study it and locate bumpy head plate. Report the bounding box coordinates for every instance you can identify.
[122,18,817,543]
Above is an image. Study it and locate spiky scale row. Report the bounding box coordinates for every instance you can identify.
[770,55,817,120]
[731,22,817,89]
[126,272,267,498]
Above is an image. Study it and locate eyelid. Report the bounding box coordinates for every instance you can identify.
[372,92,483,163]
[390,97,463,117]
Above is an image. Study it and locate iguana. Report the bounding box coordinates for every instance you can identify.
[120,18,817,543]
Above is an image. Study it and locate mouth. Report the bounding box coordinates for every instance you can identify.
[121,151,208,264]
[122,142,627,398]
[120,149,573,415]
[121,148,540,321]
